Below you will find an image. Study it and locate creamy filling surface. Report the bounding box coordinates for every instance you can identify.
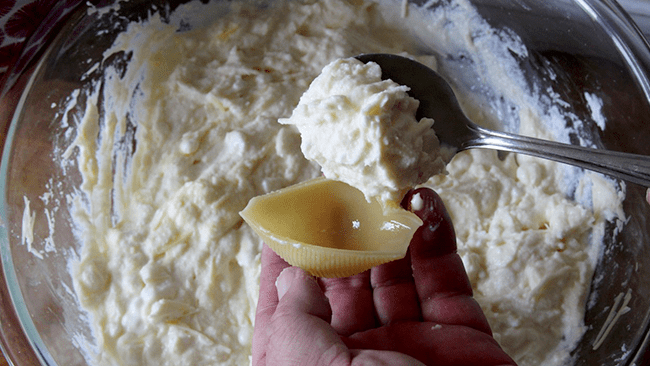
[58,0,626,365]
[280,57,447,209]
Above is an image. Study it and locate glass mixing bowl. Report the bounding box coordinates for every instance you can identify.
[1,0,650,365]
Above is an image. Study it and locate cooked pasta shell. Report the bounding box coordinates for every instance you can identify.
[240,177,422,277]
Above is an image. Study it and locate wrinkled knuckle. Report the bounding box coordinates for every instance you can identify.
[317,343,350,366]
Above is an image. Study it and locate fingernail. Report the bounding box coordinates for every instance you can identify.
[402,187,447,224]
[276,267,295,300]
[403,187,457,256]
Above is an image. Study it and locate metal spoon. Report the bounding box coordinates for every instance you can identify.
[356,53,650,187]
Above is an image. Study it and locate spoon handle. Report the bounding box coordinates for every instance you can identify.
[466,124,650,187]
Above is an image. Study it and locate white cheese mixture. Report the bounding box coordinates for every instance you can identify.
[431,151,618,366]
[280,57,447,208]
[59,0,625,365]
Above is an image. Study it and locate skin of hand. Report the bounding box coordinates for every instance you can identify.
[252,187,517,366]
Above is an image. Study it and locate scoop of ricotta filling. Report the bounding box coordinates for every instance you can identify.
[280,57,447,208]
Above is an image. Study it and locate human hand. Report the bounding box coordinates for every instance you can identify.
[252,187,517,366]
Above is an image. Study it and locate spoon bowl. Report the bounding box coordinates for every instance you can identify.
[356,53,650,187]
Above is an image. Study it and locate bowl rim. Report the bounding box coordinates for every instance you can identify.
[2,0,650,365]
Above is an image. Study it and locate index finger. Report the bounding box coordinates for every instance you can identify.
[252,244,291,365]
[404,188,492,335]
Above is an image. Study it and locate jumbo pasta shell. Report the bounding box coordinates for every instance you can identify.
[240,177,422,277]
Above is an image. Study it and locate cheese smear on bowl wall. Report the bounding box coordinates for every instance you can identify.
[57,0,626,365]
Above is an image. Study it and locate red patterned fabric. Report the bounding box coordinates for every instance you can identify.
[0,0,82,94]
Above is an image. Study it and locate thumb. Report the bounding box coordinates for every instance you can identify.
[265,267,349,366]
[275,267,331,321]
